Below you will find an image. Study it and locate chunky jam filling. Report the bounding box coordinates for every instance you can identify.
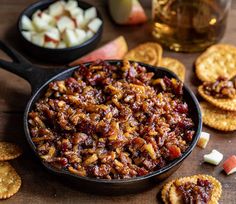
[176,179,213,204]
[28,60,195,179]
[203,76,236,99]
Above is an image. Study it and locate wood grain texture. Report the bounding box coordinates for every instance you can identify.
[0,0,236,203]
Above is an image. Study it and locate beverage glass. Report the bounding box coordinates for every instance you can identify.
[152,0,232,52]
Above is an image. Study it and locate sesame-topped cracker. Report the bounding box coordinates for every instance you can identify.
[198,85,236,111]
[0,142,22,161]
[161,57,186,81]
[0,162,21,199]
[196,44,236,82]
[124,42,163,66]
[200,102,236,131]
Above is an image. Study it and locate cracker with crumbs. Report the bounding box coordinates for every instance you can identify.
[161,57,186,81]
[0,142,22,161]
[169,175,222,204]
[124,42,163,66]
[200,102,236,131]
[198,85,236,111]
[0,162,21,199]
[196,44,236,82]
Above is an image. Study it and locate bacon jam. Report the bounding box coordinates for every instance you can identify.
[28,60,195,179]
[176,179,213,204]
[203,76,236,99]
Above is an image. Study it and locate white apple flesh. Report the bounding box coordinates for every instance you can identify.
[108,0,147,25]
[21,15,35,31]
[57,16,75,32]
[88,18,102,33]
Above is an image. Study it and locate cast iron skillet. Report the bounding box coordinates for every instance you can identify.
[0,41,202,195]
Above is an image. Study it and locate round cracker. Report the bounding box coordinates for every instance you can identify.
[169,175,222,204]
[161,180,175,204]
[124,42,163,66]
[200,102,236,131]
[196,44,236,82]
[160,57,186,81]
[0,142,22,161]
[198,85,236,111]
[0,162,21,199]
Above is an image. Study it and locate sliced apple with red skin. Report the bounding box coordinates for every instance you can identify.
[44,28,60,43]
[69,36,128,66]
[108,0,147,25]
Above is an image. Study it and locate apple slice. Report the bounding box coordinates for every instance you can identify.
[84,7,97,22]
[32,33,45,46]
[57,16,75,32]
[63,29,79,47]
[86,30,94,40]
[108,0,147,25]
[45,28,60,43]
[69,36,128,66]
[21,15,35,31]
[22,31,32,41]
[48,1,65,17]
[57,41,67,49]
[44,41,57,48]
[75,13,86,28]
[87,18,102,33]
[75,28,86,44]
[68,7,84,18]
[223,155,236,175]
[32,14,50,31]
[65,0,78,10]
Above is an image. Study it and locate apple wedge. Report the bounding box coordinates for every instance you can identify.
[108,0,147,25]
[69,36,128,66]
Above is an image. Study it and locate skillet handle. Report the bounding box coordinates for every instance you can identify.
[0,41,64,92]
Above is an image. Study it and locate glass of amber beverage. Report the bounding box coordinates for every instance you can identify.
[152,0,232,52]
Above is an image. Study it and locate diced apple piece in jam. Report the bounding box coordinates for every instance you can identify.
[57,16,75,32]
[88,18,102,33]
[21,15,35,31]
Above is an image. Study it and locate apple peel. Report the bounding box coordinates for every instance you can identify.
[69,36,128,66]
[223,155,236,175]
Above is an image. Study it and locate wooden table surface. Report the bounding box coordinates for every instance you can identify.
[0,0,236,203]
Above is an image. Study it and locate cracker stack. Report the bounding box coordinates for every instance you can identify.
[196,44,236,131]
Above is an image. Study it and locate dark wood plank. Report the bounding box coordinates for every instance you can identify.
[0,1,236,203]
